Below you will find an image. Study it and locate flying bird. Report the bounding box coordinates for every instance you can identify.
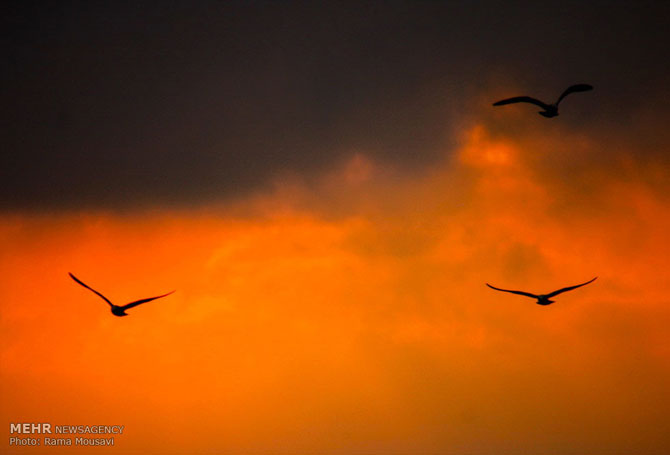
[493,84,593,117]
[69,272,174,316]
[486,277,597,305]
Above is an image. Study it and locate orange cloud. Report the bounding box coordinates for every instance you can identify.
[2,121,669,454]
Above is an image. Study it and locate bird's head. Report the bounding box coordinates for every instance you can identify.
[538,104,559,118]
[111,306,128,317]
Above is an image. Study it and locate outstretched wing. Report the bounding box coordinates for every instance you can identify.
[486,283,538,299]
[556,84,593,105]
[546,277,597,298]
[69,272,113,307]
[493,96,552,110]
[121,291,175,311]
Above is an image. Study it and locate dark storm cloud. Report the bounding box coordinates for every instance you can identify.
[2,1,668,211]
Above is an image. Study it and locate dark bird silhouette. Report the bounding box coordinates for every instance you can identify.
[493,84,593,117]
[486,277,597,305]
[69,272,174,316]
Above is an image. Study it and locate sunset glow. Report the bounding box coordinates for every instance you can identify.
[2,120,669,453]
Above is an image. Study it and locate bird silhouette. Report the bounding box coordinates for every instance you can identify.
[69,272,174,316]
[486,277,597,305]
[493,84,593,117]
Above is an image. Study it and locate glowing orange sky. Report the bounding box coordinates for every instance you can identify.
[2,120,669,454]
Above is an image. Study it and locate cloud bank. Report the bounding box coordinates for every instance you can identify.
[2,113,669,453]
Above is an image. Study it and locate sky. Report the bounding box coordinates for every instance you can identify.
[1,1,670,454]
